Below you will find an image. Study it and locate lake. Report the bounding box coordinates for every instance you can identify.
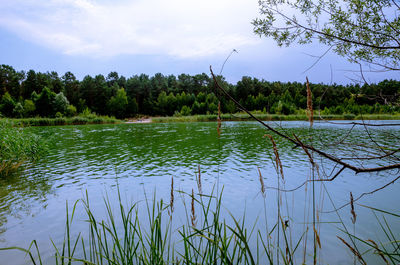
[0,121,399,264]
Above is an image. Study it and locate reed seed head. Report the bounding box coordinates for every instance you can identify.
[293,134,314,166]
[258,167,266,197]
[367,239,389,264]
[266,134,284,180]
[217,101,222,137]
[197,165,202,194]
[306,77,314,127]
[191,189,196,228]
[350,192,357,224]
[337,236,366,265]
[169,176,174,215]
[313,225,321,249]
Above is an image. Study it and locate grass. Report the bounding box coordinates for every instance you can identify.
[1,186,295,265]
[3,115,121,127]
[3,113,399,126]
[2,175,398,264]
[0,120,47,176]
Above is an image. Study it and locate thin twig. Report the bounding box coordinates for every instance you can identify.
[210,65,400,174]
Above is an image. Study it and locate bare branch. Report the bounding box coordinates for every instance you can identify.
[322,175,400,213]
[273,7,400,50]
[210,66,400,175]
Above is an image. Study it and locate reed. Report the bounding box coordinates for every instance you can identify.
[266,134,284,180]
[350,192,357,224]
[197,165,203,194]
[2,183,398,264]
[348,205,400,264]
[306,77,314,127]
[217,101,222,137]
[258,167,265,197]
[191,189,197,228]
[0,120,47,176]
[3,115,120,127]
[169,176,174,216]
[337,236,366,265]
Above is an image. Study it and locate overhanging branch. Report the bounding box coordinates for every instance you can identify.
[210,65,400,175]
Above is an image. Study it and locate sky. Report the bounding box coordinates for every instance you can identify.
[0,0,398,84]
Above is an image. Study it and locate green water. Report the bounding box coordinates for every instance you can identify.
[0,121,399,264]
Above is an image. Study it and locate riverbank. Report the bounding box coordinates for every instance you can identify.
[151,113,400,123]
[2,115,121,127]
[2,113,400,127]
[126,117,152,123]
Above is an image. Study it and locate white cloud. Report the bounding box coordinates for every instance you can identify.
[0,0,261,58]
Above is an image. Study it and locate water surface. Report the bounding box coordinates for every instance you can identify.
[0,121,399,264]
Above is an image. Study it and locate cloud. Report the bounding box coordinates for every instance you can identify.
[0,0,261,58]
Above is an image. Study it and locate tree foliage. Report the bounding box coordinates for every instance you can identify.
[0,64,398,119]
[107,88,128,119]
[253,0,400,70]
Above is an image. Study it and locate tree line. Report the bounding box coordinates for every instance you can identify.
[0,64,399,119]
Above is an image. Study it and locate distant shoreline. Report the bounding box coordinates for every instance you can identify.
[125,118,152,124]
[149,113,400,123]
[2,113,400,127]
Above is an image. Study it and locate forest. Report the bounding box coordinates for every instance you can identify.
[0,64,399,119]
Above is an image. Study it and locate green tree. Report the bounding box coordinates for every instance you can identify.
[0,65,24,98]
[191,101,201,115]
[77,99,87,113]
[245,95,256,111]
[80,75,96,111]
[255,93,268,111]
[205,93,218,106]
[62,71,80,107]
[156,91,168,115]
[178,74,195,94]
[155,92,177,116]
[197,92,206,103]
[107,88,128,118]
[235,77,253,102]
[180,105,192,116]
[151,73,168,96]
[13,102,24,118]
[23,99,36,117]
[93,75,111,115]
[224,100,236,113]
[53,92,70,115]
[22,70,39,99]
[253,0,400,71]
[66,105,77,117]
[47,71,63,94]
[106,71,119,87]
[127,97,139,117]
[35,86,56,117]
[207,102,218,114]
[0,92,16,117]
[35,72,52,94]
[166,92,177,116]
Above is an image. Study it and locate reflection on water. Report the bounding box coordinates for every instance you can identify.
[0,121,399,264]
[0,169,55,239]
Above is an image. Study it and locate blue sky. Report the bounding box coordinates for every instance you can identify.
[0,0,398,84]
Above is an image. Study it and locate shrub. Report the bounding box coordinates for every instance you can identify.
[343,113,356,120]
[65,105,77,117]
[12,103,24,118]
[23,100,36,117]
[180,105,192,116]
